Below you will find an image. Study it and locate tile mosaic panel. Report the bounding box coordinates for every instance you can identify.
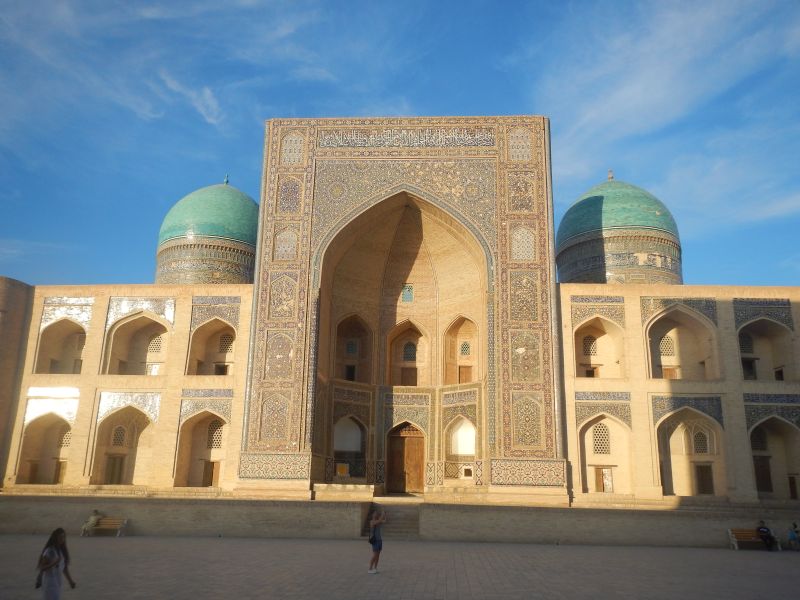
[507,127,532,161]
[490,458,565,486]
[98,392,160,423]
[280,132,305,165]
[179,399,232,425]
[333,401,370,427]
[443,404,477,428]
[192,296,241,305]
[511,393,543,447]
[425,462,445,485]
[190,303,240,332]
[333,386,371,404]
[274,229,299,261]
[510,226,536,261]
[181,388,234,398]
[509,271,538,322]
[743,394,800,404]
[507,172,536,213]
[277,176,302,214]
[317,126,495,148]
[442,389,478,406]
[385,393,431,406]
[474,460,484,485]
[571,296,625,304]
[41,297,94,331]
[106,297,175,330]
[733,298,793,331]
[640,297,718,326]
[575,402,631,428]
[384,406,429,436]
[24,398,79,425]
[268,274,298,319]
[745,405,800,431]
[571,301,625,329]
[510,330,541,382]
[239,452,310,479]
[574,392,631,402]
[265,332,295,380]
[260,392,290,440]
[651,395,723,427]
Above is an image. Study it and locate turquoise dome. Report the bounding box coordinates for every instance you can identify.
[158,183,259,246]
[556,180,679,250]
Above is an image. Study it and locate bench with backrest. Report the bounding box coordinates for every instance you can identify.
[89,517,129,537]
[728,528,781,550]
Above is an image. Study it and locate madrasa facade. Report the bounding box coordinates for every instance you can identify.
[1,115,799,508]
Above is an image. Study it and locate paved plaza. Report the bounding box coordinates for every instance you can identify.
[2,534,798,599]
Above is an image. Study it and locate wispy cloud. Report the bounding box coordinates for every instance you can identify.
[0,239,73,262]
[159,70,223,125]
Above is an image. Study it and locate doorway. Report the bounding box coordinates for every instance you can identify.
[386,423,424,493]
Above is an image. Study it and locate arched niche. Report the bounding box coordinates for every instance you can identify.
[174,411,227,487]
[186,318,236,376]
[443,316,478,385]
[656,408,725,497]
[444,416,476,480]
[334,315,372,384]
[573,316,624,378]
[387,321,427,386]
[386,421,425,493]
[103,313,168,375]
[738,319,795,381]
[16,414,71,484]
[749,417,800,500]
[35,320,86,374]
[647,307,718,380]
[91,406,153,485]
[332,416,366,478]
[578,415,631,494]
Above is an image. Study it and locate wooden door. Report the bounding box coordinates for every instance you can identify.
[694,464,714,495]
[386,424,424,493]
[105,456,124,484]
[753,456,773,492]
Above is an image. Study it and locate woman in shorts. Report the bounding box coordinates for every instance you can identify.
[368,508,387,574]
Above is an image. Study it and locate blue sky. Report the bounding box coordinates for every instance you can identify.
[1,0,798,286]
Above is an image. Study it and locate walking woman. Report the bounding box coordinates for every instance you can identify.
[36,528,77,599]
[368,508,387,574]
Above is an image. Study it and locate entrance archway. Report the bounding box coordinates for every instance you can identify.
[386,422,425,493]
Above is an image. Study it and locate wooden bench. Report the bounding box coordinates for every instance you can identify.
[728,528,781,551]
[89,517,129,537]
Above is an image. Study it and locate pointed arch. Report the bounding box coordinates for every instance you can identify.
[573,315,625,378]
[578,413,632,494]
[737,317,794,381]
[443,315,479,385]
[16,414,72,484]
[91,405,153,485]
[334,314,373,384]
[174,409,228,487]
[186,317,236,375]
[103,312,170,375]
[35,319,86,374]
[645,305,719,380]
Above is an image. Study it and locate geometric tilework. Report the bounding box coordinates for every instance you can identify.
[41,297,94,331]
[97,391,160,424]
[181,388,234,398]
[179,398,232,425]
[106,297,176,330]
[743,393,800,404]
[239,452,310,479]
[733,298,793,331]
[575,402,631,428]
[640,297,718,326]
[574,392,630,402]
[744,405,800,431]
[511,393,542,446]
[490,458,566,486]
[651,395,723,427]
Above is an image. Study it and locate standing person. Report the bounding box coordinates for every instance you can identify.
[756,520,777,551]
[368,508,387,574]
[788,522,799,551]
[36,528,76,599]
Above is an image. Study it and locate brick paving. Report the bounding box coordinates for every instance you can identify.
[2,535,798,599]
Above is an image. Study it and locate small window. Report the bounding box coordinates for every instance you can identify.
[145,362,161,376]
[214,363,229,376]
[460,341,471,357]
[693,431,709,454]
[658,335,675,356]
[592,423,611,454]
[58,429,71,448]
[662,367,678,380]
[594,467,614,493]
[738,332,754,354]
[147,335,163,353]
[345,340,358,355]
[774,368,784,381]
[401,284,414,303]
[112,426,126,447]
[345,365,356,381]
[402,342,417,362]
[585,368,598,378]
[218,334,234,354]
[207,420,223,449]
[750,427,768,452]
[742,358,757,380]
[582,335,598,356]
